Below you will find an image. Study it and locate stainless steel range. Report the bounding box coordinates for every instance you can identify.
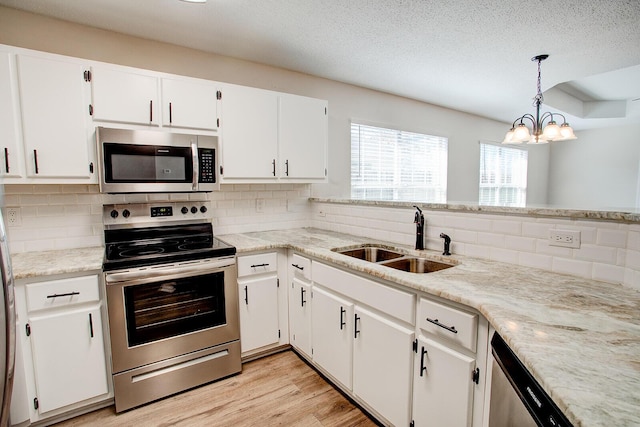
[102,202,240,413]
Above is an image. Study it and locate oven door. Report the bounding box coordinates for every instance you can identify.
[105,257,239,374]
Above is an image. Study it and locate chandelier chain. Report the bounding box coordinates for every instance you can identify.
[533,57,544,107]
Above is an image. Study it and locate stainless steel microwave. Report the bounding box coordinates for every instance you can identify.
[96,127,219,193]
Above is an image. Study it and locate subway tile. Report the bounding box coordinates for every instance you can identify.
[596,229,628,248]
[522,221,552,239]
[574,244,617,264]
[552,258,592,279]
[592,263,625,284]
[518,253,553,271]
[505,235,536,252]
[489,247,520,264]
[491,220,522,235]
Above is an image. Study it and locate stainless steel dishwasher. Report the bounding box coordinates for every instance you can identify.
[488,333,573,427]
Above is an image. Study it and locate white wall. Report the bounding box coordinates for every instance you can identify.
[548,123,640,210]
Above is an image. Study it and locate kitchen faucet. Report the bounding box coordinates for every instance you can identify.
[440,233,451,256]
[413,206,424,250]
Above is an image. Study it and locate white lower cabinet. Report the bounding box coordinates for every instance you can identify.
[12,274,112,424]
[289,277,312,357]
[310,286,353,389]
[412,337,476,427]
[238,275,279,353]
[29,306,108,413]
[237,251,287,357]
[353,306,415,427]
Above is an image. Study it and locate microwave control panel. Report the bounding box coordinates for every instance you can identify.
[198,148,216,183]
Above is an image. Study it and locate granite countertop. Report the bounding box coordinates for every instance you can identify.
[10,228,640,426]
[11,246,104,280]
[219,228,640,427]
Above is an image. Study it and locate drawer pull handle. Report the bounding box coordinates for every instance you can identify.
[426,317,458,334]
[292,263,304,271]
[250,263,270,268]
[340,307,346,330]
[89,313,94,338]
[46,291,80,299]
[420,346,428,377]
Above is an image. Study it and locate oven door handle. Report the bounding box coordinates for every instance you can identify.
[105,258,235,285]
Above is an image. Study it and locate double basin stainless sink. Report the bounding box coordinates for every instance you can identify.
[332,245,456,274]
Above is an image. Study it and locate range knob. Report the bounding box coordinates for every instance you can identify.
[190,206,198,214]
[200,206,208,214]
[110,210,118,219]
[122,209,131,218]
[181,206,189,215]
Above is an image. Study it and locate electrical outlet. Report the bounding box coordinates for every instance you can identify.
[5,208,21,226]
[256,199,265,213]
[549,229,580,248]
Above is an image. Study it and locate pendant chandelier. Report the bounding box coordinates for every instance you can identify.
[503,54,577,144]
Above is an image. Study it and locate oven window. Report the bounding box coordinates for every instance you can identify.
[124,272,226,347]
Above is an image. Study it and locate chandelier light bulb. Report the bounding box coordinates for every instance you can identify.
[559,123,577,140]
[542,120,561,140]
[512,123,531,142]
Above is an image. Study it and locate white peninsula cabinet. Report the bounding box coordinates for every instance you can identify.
[218,83,328,183]
[412,297,488,427]
[15,53,94,181]
[237,251,289,358]
[312,261,415,427]
[12,274,112,425]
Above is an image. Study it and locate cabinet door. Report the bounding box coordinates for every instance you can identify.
[311,287,353,389]
[17,55,91,179]
[289,277,312,357]
[162,78,219,130]
[412,337,475,427]
[238,276,279,353]
[353,306,414,427]
[278,94,327,179]
[90,66,159,125]
[219,84,278,179]
[29,306,109,413]
[0,51,24,179]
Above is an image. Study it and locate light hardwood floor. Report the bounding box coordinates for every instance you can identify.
[53,350,379,427]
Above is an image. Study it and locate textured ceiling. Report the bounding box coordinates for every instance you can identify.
[1,0,639,131]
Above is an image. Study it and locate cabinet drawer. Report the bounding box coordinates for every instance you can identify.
[237,252,278,277]
[290,253,311,281]
[313,262,415,325]
[26,275,100,312]
[418,298,478,352]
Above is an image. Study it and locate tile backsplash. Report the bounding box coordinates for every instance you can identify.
[3,184,639,291]
[310,201,640,291]
[3,183,312,253]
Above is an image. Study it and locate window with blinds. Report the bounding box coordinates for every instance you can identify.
[479,143,528,207]
[351,123,448,202]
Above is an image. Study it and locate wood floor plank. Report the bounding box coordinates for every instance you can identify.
[53,351,378,427]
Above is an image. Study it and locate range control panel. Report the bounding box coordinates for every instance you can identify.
[103,202,211,227]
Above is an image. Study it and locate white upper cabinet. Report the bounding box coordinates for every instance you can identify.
[0,50,24,179]
[90,66,159,126]
[219,84,328,182]
[219,83,279,179]
[278,94,327,180]
[16,54,92,179]
[161,77,219,130]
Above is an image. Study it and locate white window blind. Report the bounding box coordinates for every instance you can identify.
[479,143,528,207]
[350,123,448,202]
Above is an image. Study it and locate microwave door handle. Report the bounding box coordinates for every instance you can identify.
[191,141,198,191]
